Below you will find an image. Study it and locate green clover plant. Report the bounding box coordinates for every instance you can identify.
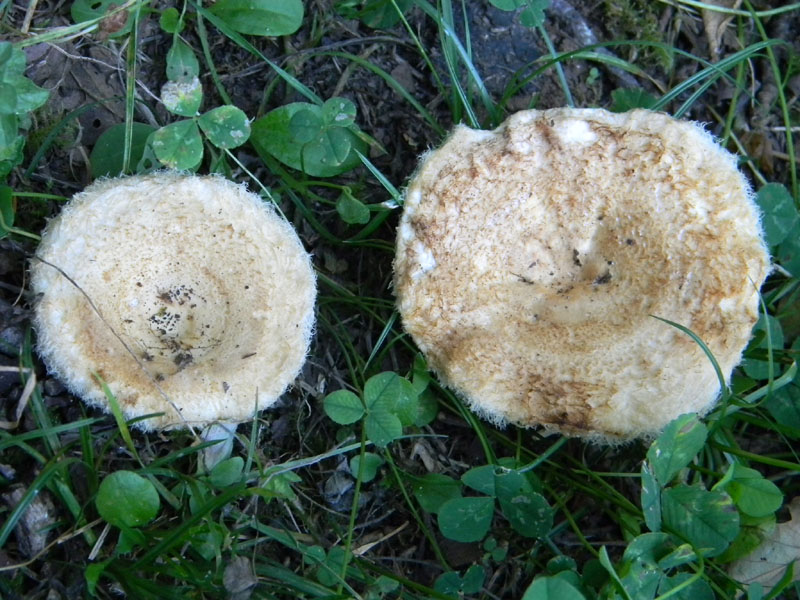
[147,38,250,170]
[251,97,366,177]
[0,42,49,181]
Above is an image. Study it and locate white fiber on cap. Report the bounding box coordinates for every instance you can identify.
[394,108,770,441]
[32,172,316,430]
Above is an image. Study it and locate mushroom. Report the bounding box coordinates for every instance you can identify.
[31,172,316,433]
[394,108,770,441]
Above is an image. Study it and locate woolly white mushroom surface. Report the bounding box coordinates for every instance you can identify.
[32,173,316,430]
[394,108,770,441]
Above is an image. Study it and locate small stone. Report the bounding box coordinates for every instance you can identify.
[0,326,24,356]
[2,486,56,557]
[43,378,66,397]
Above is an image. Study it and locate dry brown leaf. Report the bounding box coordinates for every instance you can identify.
[742,130,776,176]
[702,0,742,59]
[728,497,800,593]
[223,556,258,600]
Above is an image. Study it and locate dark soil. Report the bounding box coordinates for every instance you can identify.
[1,0,799,597]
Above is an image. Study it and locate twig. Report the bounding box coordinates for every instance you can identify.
[548,0,642,89]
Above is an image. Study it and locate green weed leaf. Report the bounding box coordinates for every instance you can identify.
[209,456,244,488]
[519,0,549,27]
[657,543,697,569]
[0,130,23,180]
[289,108,323,144]
[159,7,184,33]
[189,523,224,560]
[0,83,16,114]
[621,533,675,584]
[344,0,412,28]
[716,513,775,563]
[151,119,203,170]
[617,533,686,596]
[0,42,18,76]
[116,527,146,554]
[462,564,486,593]
[364,372,416,417]
[0,114,19,145]
[661,484,739,557]
[365,410,402,447]
[521,575,585,600]
[0,43,48,179]
[743,314,784,381]
[647,413,707,486]
[462,464,498,496]
[438,496,494,542]
[435,565,485,595]
[495,470,552,538]
[315,546,348,587]
[657,572,714,600]
[375,575,400,594]
[756,183,798,247]
[208,0,304,36]
[251,102,365,177]
[323,97,357,127]
[763,381,800,436]
[546,555,577,574]
[323,389,364,424]
[777,222,800,276]
[85,559,110,595]
[489,0,550,27]
[7,77,48,114]
[362,372,411,443]
[136,134,161,173]
[412,473,462,513]
[610,88,658,112]
[90,122,155,178]
[336,190,370,224]
[263,471,301,500]
[166,39,200,83]
[641,461,662,532]
[0,81,17,115]
[96,471,160,528]
[198,105,251,148]
[350,452,383,482]
[434,571,464,595]
[414,389,438,426]
[161,78,203,117]
[302,127,353,168]
[724,465,783,518]
[0,185,14,239]
[489,0,525,10]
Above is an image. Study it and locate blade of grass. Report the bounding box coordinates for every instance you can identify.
[744,0,798,200]
[196,12,233,105]
[0,457,79,547]
[535,22,574,107]
[94,372,142,466]
[122,3,142,174]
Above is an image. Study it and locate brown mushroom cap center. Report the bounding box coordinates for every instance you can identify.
[394,108,770,439]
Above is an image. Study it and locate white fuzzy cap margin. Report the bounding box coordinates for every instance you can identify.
[31,172,316,431]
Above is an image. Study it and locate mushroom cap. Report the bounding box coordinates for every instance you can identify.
[31,172,316,430]
[394,108,770,441]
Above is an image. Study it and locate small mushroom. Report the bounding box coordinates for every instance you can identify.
[31,172,316,432]
[394,108,770,441]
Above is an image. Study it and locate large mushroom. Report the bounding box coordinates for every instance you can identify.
[394,108,770,441]
[31,172,316,432]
